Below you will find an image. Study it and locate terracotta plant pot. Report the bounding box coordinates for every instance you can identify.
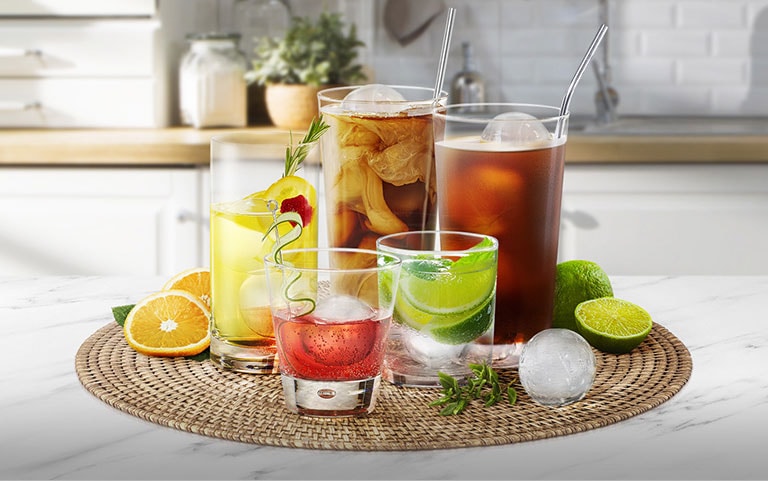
[265,83,337,130]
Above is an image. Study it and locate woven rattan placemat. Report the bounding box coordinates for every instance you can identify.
[75,322,691,451]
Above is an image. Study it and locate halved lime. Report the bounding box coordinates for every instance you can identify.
[574,297,653,354]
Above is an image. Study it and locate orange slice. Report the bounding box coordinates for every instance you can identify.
[162,267,211,308]
[124,290,211,357]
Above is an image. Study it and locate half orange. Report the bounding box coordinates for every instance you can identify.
[124,290,211,357]
[162,267,211,309]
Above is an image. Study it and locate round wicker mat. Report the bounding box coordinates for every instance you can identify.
[75,322,691,451]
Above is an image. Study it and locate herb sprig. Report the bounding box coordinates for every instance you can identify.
[429,363,517,415]
[284,116,330,177]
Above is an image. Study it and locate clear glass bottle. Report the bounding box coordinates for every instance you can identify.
[450,41,486,106]
[179,33,248,128]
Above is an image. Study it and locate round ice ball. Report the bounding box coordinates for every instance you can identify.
[341,84,407,114]
[518,328,596,407]
[481,112,552,146]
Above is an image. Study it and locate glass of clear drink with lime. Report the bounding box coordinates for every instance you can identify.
[376,231,498,387]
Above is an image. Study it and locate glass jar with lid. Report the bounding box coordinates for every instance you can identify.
[179,33,247,128]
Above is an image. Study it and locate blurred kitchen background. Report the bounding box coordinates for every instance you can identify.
[1,0,767,277]
[149,0,768,122]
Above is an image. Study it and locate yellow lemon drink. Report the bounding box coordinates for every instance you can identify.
[210,176,318,373]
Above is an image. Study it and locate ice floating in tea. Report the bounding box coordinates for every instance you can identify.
[341,84,407,114]
[481,112,552,146]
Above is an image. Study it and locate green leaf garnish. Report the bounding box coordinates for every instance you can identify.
[111,304,134,327]
[430,362,517,415]
[450,237,496,273]
[284,116,330,177]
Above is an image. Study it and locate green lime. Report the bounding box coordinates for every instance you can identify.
[400,257,496,315]
[429,294,494,345]
[574,297,653,354]
[553,260,614,331]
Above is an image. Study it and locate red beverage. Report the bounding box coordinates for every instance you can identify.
[273,306,391,381]
[435,138,566,364]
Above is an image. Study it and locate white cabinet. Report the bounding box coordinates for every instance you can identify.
[559,163,768,275]
[0,7,168,127]
[0,167,205,276]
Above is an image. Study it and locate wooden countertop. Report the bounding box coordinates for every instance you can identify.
[1,127,767,165]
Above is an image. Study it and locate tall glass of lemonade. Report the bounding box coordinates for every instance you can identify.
[210,132,319,373]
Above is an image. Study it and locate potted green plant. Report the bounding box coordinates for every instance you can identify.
[248,11,367,129]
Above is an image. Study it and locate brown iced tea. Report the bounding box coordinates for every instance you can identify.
[435,134,566,367]
[318,86,440,263]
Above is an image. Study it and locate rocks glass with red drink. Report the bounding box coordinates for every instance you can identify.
[432,103,569,368]
[264,247,401,417]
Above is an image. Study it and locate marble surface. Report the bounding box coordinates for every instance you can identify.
[1,275,767,480]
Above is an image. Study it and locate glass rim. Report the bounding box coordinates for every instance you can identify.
[433,102,569,124]
[264,247,402,273]
[376,230,499,257]
[317,84,448,104]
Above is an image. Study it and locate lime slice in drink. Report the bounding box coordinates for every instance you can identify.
[574,297,653,354]
[400,256,496,315]
[429,294,494,345]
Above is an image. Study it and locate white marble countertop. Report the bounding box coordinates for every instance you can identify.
[1,275,767,480]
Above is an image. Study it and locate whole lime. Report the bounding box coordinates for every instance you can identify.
[553,260,613,331]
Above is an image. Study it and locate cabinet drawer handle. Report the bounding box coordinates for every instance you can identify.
[0,48,42,58]
[0,101,42,112]
[177,210,209,225]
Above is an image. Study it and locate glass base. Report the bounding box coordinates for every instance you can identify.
[383,354,485,388]
[281,375,380,417]
[210,335,276,374]
[383,330,492,387]
[491,342,524,369]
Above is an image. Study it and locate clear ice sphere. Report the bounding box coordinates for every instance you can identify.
[518,328,596,407]
[341,84,407,114]
[313,295,375,323]
[403,328,465,368]
[481,112,552,145]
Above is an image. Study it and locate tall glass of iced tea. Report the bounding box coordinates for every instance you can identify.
[317,85,446,263]
[432,103,569,368]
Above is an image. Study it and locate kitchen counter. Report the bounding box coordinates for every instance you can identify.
[1,127,767,165]
[2,275,767,480]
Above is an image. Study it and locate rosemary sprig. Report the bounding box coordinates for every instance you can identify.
[429,362,517,415]
[284,115,330,177]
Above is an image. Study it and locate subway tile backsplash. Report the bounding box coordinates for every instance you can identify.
[361,0,768,117]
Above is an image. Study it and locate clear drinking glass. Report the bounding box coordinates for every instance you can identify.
[433,103,569,368]
[317,84,446,267]
[209,132,319,373]
[377,230,498,387]
[264,247,401,417]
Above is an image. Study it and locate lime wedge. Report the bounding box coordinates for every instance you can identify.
[574,297,653,354]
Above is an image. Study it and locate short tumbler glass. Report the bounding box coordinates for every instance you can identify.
[264,247,401,417]
[377,231,498,387]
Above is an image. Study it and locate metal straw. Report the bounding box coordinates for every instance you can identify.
[559,24,608,117]
[433,7,457,102]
